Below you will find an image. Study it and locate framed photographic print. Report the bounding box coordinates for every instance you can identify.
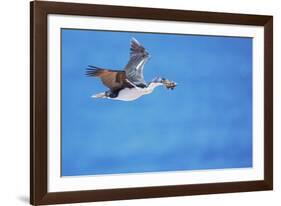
[30,1,273,205]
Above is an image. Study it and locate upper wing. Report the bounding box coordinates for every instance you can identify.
[124,38,150,86]
[86,65,128,90]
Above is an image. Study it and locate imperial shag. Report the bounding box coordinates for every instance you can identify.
[86,38,177,101]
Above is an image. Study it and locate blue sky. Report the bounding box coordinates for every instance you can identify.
[61,29,253,176]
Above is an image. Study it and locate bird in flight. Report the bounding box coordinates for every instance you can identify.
[86,38,177,101]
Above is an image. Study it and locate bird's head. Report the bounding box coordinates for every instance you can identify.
[151,77,177,90]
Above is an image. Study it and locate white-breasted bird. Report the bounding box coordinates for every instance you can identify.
[86,38,177,101]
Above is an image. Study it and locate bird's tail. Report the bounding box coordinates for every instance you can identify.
[91,92,107,99]
[86,65,106,77]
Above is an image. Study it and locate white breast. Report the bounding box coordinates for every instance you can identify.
[113,88,148,101]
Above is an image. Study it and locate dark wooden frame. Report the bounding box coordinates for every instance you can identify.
[30,1,273,205]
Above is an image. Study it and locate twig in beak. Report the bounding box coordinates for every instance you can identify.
[163,79,177,90]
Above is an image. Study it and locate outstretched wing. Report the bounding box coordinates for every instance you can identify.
[86,65,128,91]
[124,38,150,86]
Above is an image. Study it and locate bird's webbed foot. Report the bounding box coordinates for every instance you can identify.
[105,90,119,98]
